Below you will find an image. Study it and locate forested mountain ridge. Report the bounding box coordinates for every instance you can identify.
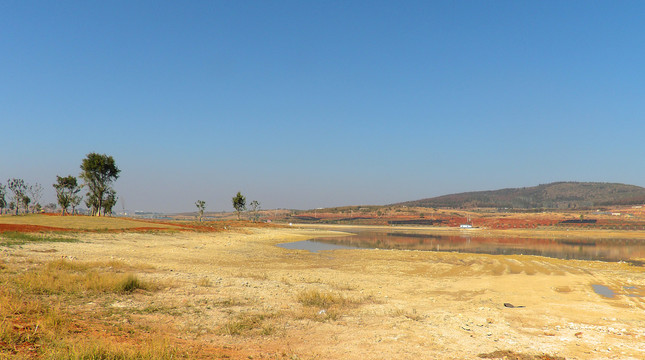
[396,182,645,209]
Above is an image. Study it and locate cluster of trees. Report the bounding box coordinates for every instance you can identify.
[1,152,120,217]
[0,179,44,215]
[194,191,262,222]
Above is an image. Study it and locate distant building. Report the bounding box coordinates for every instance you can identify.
[460,224,473,228]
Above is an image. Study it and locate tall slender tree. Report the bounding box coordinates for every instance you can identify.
[232,191,246,220]
[195,200,206,222]
[0,183,6,215]
[249,200,261,222]
[27,183,43,213]
[79,153,120,216]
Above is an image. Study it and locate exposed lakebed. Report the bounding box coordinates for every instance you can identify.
[277,228,645,264]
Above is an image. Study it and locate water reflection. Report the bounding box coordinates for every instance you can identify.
[287,229,645,263]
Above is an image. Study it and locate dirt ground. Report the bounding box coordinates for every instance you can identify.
[4,226,645,359]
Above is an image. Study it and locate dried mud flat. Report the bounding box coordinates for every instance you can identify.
[4,227,645,359]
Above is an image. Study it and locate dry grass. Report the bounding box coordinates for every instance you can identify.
[15,259,154,295]
[0,258,185,359]
[40,338,183,360]
[295,289,370,322]
[0,213,181,230]
[218,312,278,336]
[297,289,359,308]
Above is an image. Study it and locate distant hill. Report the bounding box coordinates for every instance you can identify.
[396,182,645,209]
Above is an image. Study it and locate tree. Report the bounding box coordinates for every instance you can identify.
[27,183,43,213]
[0,183,6,215]
[22,195,31,214]
[249,200,261,222]
[53,175,81,215]
[85,192,99,216]
[7,178,27,215]
[102,189,117,216]
[195,200,206,222]
[232,191,246,220]
[70,193,82,215]
[80,153,120,216]
[43,203,57,213]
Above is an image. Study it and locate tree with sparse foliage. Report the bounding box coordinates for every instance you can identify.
[44,203,57,213]
[70,193,82,215]
[27,183,43,213]
[249,200,261,222]
[195,200,206,222]
[7,178,27,215]
[232,192,246,220]
[0,183,6,215]
[80,153,120,216]
[54,175,81,215]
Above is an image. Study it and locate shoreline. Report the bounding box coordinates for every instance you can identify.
[294,223,645,241]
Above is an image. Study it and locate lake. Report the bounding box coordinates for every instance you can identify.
[277,228,645,264]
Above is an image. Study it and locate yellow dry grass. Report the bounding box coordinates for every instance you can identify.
[0,258,183,360]
[0,214,181,230]
[3,225,645,359]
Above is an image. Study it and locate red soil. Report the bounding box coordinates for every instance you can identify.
[0,224,72,233]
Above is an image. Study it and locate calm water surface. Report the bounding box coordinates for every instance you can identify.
[277,228,645,264]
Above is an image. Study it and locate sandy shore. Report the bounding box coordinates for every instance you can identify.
[6,226,645,359]
[297,223,645,240]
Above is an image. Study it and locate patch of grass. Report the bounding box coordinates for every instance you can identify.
[297,289,357,308]
[219,312,277,336]
[0,213,181,231]
[0,231,78,246]
[0,258,201,359]
[118,274,148,293]
[294,307,341,322]
[295,289,371,323]
[16,260,154,295]
[46,258,154,273]
[42,338,183,360]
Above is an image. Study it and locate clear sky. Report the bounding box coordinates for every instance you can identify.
[2,1,644,213]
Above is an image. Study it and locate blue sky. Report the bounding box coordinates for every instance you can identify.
[2,1,644,212]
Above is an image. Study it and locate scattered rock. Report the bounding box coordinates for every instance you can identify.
[504,303,525,308]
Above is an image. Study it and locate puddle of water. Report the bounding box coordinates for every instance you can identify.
[278,227,645,263]
[592,284,615,298]
[277,240,358,253]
